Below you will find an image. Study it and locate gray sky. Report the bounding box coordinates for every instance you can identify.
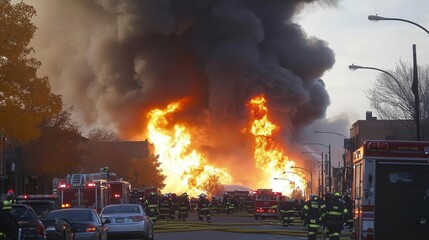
[296,0,429,123]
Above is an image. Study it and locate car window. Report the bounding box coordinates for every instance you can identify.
[92,210,101,224]
[47,210,92,222]
[21,202,50,217]
[102,205,142,214]
[10,206,38,221]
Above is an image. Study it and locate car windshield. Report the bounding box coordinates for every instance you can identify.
[47,210,92,222]
[22,202,49,217]
[102,205,142,214]
[10,206,37,221]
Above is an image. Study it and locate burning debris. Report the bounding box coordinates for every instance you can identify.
[30,0,337,196]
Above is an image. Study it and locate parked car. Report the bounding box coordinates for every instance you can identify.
[100,204,154,240]
[10,204,47,240]
[40,218,74,240]
[45,208,108,240]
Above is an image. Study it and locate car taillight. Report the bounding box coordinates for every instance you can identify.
[85,224,97,232]
[36,223,45,235]
[130,216,145,222]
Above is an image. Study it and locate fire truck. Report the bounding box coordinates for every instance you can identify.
[58,172,111,212]
[108,180,131,204]
[253,188,282,220]
[352,140,429,240]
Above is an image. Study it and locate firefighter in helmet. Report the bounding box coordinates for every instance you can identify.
[159,194,172,220]
[279,196,297,227]
[177,192,191,221]
[322,192,350,240]
[144,191,160,222]
[302,194,325,240]
[197,193,211,223]
[6,190,16,204]
[0,200,19,240]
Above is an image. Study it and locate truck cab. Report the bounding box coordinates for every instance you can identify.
[352,140,429,240]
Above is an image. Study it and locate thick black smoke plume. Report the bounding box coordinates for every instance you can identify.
[30,0,338,186]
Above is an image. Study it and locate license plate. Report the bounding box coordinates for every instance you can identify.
[116,218,124,223]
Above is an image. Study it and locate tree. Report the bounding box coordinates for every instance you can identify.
[128,154,166,189]
[367,60,429,140]
[87,128,119,141]
[20,106,85,191]
[0,0,62,142]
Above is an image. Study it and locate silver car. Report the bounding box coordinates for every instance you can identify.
[100,204,154,240]
[45,208,108,240]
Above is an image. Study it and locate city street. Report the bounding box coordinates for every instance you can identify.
[154,212,351,240]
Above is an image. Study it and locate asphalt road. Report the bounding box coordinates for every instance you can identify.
[153,212,352,240]
[154,212,311,240]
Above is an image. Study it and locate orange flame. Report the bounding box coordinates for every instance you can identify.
[147,99,232,197]
[248,95,306,196]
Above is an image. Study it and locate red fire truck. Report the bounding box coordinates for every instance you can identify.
[58,172,111,212]
[352,140,429,240]
[253,188,282,220]
[108,180,131,204]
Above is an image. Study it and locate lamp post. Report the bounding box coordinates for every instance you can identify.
[291,166,313,196]
[302,151,323,196]
[303,143,332,192]
[368,15,429,35]
[314,130,350,193]
[368,15,429,141]
[349,63,421,141]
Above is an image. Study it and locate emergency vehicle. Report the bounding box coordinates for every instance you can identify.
[352,140,429,240]
[130,187,159,204]
[108,180,131,204]
[253,188,282,220]
[16,194,60,218]
[58,172,111,212]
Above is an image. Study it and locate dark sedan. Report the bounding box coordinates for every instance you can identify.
[10,204,47,240]
[45,208,108,240]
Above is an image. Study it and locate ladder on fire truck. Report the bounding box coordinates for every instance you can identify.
[70,174,86,186]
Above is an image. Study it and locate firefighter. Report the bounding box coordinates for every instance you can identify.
[279,196,296,227]
[222,192,230,213]
[177,193,191,221]
[343,193,354,231]
[197,193,211,223]
[302,194,325,240]
[170,193,179,219]
[6,190,16,204]
[158,194,172,220]
[144,192,160,223]
[210,197,220,214]
[0,200,19,240]
[322,192,349,240]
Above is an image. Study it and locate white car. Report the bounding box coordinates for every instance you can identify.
[100,204,154,240]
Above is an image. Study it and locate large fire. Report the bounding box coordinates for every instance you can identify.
[147,99,232,197]
[248,95,306,196]
[145,95,306,197]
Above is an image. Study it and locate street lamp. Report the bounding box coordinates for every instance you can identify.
[314,130,351,193]
[291,166,312,195]
[302,143,332,192]
[302,151,323,196]
[349,62,421,141]
[348,64,402,87]
[368,15,429,35]
[368,15,429,141]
